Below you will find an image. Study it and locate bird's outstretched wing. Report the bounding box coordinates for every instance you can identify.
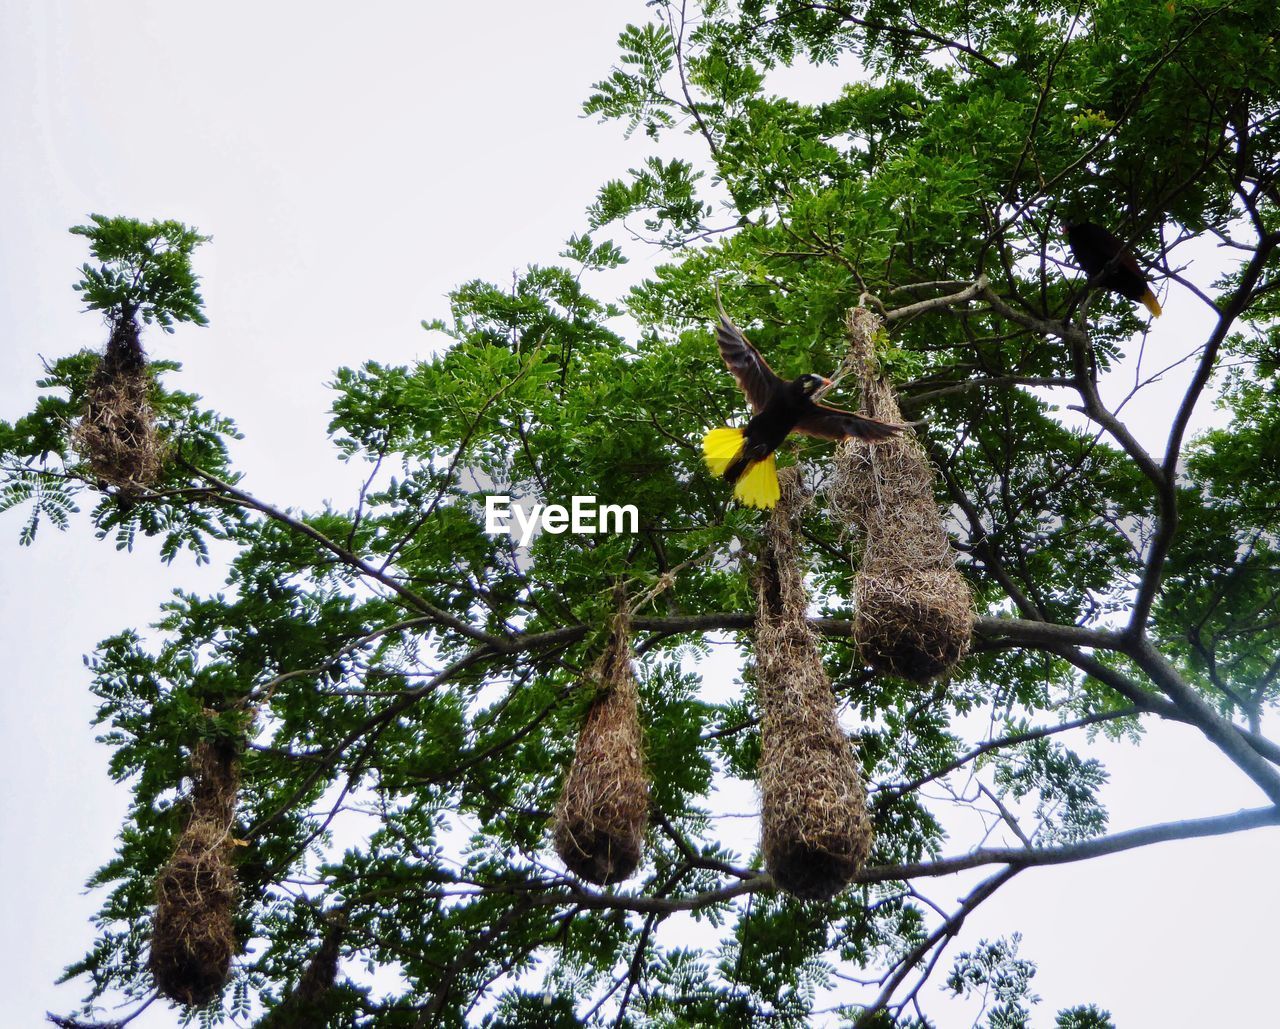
[795,402,904,442]
[715,296,785,414]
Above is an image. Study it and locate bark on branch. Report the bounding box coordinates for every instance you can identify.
[500,804,1280,917]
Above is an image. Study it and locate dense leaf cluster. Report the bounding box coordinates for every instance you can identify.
[71,214,211,330]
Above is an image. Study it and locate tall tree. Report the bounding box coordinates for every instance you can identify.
[7,1,1280,1025]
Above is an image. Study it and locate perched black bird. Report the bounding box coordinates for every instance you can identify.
[702,300,903,509]
[1064,221,1162,317]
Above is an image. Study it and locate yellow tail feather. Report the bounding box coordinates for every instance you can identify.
[734,453,780,509]
[702,426,746,477]
[1141,289,1162,318]
[702,426,780,508]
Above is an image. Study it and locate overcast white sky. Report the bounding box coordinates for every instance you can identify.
[2,3,1278,1026]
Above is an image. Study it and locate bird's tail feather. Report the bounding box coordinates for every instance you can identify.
[702,427,746,478]
[1141,289,1162,318]
[702,426,780,509]
[734,453,779,509]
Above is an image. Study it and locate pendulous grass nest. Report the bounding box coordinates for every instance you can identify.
[755,468,873,900]
[254,913,346,1027]
[148,738,240,1007]
[72,314,164,493]
[553,604,650,885]
[828,307,974,683]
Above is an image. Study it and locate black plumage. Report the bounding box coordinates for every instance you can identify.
[1065,221,1162,317]
[702,301,902,508]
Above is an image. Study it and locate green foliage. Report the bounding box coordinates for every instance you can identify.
[71,213,211,329]
[1155,346,1280,717]
[15,1,1280,1026]
[1056,1005,1116,1029]
[584,23,679,139]
[485,990,584,1027]
[0,469,77,545]
[590,157,711,242]
[947,934,1039,1028]
[992,737,1109,844]
[1,215,237,563]
[0,349,242,560]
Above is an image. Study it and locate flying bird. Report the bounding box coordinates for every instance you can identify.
[1064,221,1162,318]
[702,300,904,509]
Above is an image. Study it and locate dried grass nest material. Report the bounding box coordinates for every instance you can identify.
[828,307,974,682]
[255,914,346,1027]
[72,316,164,492]
[755,468,873,900]
[149,739,240,1007]
[553,607,650,885]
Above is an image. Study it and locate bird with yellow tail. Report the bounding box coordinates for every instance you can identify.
[702,298,905,509]
[1064,221,1163,318]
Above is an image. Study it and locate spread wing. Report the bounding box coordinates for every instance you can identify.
[715,297,784,414]
[795,401,904,442]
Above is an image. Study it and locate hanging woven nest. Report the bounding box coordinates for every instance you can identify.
[828,307,974,682]
[552,604,650,885]
[72,313,164,493]
[255,913,346,1027]
[755,468,873,900]
[149,738,240,1007]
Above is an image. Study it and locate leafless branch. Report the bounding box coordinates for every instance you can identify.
[883,275,990,322]
[185,464,510,651]
[1131,231,1280,631]
[876,707,1142,801]
[854,868,1020,1027]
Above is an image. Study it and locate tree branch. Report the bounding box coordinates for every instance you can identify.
[797,2,1000,69]
[1131,232,1280,631]
[876,707,1142,801]
[503,805,1279,918]
[1014,641,1280,768]
[854,868,1020,1028]
[978,281,1086,346]
[185,464,509,651]
[1132,638,1280,804]
[872,804,1280,881]
[883,275,989,322]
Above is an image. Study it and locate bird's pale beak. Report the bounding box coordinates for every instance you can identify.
[812,376,836,399]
